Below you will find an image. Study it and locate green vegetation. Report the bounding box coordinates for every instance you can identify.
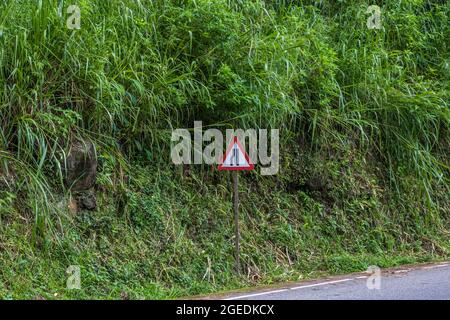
[0,0,448,299]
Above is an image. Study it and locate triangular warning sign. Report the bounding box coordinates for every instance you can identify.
[218,136,254,171]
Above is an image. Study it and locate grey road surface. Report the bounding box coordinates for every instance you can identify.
[222,262,450,300]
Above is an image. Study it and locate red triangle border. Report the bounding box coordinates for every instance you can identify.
[218,136,255,171]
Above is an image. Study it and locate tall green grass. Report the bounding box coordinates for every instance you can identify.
[0,0,448,297]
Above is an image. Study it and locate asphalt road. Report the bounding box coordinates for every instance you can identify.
[222,262,450,300]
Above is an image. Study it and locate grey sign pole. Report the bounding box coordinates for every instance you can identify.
[232,171,240,275]
[219,137,253,276]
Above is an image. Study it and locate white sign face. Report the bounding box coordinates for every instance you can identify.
[219,137,254,171]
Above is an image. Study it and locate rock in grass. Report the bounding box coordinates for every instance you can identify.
[65,139,97,191]
[76,189,97,211]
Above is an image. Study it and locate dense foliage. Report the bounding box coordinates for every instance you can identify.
[0,0,448,298]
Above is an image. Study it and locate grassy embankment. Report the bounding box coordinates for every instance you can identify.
[0,0,448,298]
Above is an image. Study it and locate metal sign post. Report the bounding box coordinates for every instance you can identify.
[219,136,254,275]
[232,171,240,274]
